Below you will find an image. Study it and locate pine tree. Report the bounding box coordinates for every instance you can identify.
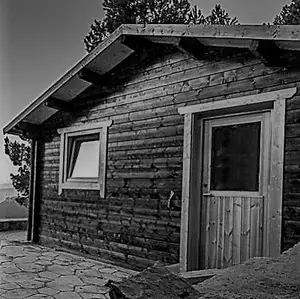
[84,1,238,52]
[274,0,300,24]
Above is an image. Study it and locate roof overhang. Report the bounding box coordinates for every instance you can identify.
[4,24,300,136]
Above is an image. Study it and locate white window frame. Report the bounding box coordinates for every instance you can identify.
[57,120,112,197]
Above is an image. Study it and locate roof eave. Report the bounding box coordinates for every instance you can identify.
[4,24,300,137]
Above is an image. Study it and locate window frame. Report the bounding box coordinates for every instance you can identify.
[57,120,112,196]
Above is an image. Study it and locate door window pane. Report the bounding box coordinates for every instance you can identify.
[210,122,261,191]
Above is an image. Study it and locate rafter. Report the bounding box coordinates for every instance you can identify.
[177,37,205,60]
[121,35,157,52]
[249,40,285,67]
[78,68,105,86]
[16,122,41,139]
[44,97,73,112]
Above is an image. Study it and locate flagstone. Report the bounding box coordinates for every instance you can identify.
[1,288,37,299]
[0,282,20,290]
[38,271,60,280]
[14,256,39,264]
[26,295,54,299]
[35,260,53,266]
[48,265,74,275]
[54,292,82,299]
[80,293,107,299]
[75,269,104,278]
[2,272,37,283]
[18,279,45,289]
[38,287,60,296]
[1,266,21,274]
[98,267,117,274]
[80,275,107,286]
[76,261,95,269]
[74,285,108,294]
[18,263,45,273]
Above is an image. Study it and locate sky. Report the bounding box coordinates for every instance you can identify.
[0,0,292,184]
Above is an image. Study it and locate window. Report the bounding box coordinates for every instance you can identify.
[210,122,261,191]
[57,120,112,196]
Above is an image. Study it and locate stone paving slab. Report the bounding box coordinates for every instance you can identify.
[0,232,138,299]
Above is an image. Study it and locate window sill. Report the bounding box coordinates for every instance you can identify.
[59,181,101,193]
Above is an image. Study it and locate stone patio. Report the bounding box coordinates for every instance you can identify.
[0,231,138,299]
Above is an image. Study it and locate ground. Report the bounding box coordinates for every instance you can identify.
[1,231,299,298]
[0,231,137,299]
[195,243,300,298]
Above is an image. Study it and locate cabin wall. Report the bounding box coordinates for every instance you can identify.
[37,48,300,269]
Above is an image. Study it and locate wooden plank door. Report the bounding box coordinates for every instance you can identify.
[199,112,271,269]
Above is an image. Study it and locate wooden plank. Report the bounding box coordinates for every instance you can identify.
[204,195,211,270]
[232,197,242,265]
[223,197,233,268]
[83,60,270,117]
[250,198,258,257]
[57,119,112,134]
[178,88,296,115]
[241,197,251,262]
[209,196,218,269]
[216,196,225,269]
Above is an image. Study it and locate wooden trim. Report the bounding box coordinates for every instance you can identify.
[99,126,108,198]
[178,88,297,115]
[31,140,39,242]
[60,182,100,190]
[27,139,37,241]
[180,113,194,272]
[57,120,112,134]
[122,24,300,42]
[58,120,112,196]
[269,98,286,257]
[58,133,65,195]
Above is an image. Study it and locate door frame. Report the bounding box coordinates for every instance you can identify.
[178,87,297,272]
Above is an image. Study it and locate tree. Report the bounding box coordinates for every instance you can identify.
[4,136,31,200]
[274,0,300,24]
[84,1,238,52]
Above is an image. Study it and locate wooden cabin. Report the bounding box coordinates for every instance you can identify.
[3,24,300,272]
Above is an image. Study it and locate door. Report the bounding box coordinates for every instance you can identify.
[199,112,271,269]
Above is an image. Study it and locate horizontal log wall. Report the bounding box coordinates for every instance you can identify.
[37,47,300,269]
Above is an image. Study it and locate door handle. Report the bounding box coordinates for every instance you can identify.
[203,193,212,196]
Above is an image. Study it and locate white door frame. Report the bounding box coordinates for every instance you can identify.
[178,87,297,272]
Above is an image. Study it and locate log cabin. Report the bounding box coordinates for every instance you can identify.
[3,24,300,272]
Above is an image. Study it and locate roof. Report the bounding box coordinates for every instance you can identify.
[4,24,300,136]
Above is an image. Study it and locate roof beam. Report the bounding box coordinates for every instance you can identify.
[44,97,74,112]
[121,35,156,52]
[16,122,41,139]
[249,40,285,67]
[78,68,105,86]
[177,37,205,60]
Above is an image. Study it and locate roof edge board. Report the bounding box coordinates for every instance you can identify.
[122,24,300,42]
